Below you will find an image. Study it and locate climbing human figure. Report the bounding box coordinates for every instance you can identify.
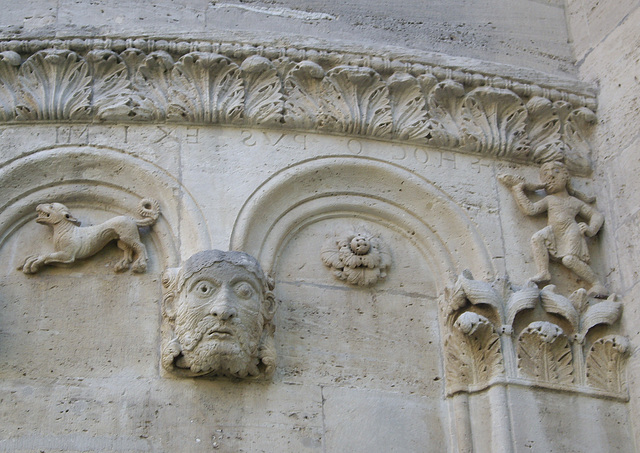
[499,161,608,297]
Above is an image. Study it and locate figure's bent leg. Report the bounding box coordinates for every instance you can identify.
[561,255,609,297]
[530,231,551,283]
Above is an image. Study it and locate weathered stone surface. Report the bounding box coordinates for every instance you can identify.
[0,0,575,77]
[565,1,640,448]
[323,386,446,453]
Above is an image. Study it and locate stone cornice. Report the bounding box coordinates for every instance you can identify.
[0,38,598,172]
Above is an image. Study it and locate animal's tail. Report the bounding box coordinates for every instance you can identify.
[136,198,161,227]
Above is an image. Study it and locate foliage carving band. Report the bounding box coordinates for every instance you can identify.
[0,38,597,172]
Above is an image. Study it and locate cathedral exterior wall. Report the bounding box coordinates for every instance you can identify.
[0,1,637,451]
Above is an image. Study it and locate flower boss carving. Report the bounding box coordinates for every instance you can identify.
[321,232,391,287]
[161,250,277,379]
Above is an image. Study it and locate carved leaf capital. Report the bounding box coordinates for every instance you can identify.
[586,335,630,394]
[517,321,573,385]
[445,312,504,394]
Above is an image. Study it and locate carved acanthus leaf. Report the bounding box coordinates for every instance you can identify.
[505,281,540,327]
[241,55,284,125]
[445,312,504,393]
[517,321,573,385]
[424,79,464,148]
[16,49,91,121]
[134,51,175,120]
[86,50,134,121]
[283,60,325,129]
[579,297,623,338]
[0,51,20,121]
[387,72,431,142]
[586,335,629,394]
[569,288,589,312]
[540,285,579,331]
[459,87,530,158]
[0,40,601,169]
[442,270,501,319]
[457,269,502,313]
[526,96,565,164]
[557,102,596,174]
[319,66,392,138]
[167,52,244,124]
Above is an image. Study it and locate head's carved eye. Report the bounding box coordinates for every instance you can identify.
[193,281,215,297]
[234,281,255,299]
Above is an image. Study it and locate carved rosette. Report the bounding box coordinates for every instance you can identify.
[442,271,628,399]
[0,38,597,171]
[321,232,391,287]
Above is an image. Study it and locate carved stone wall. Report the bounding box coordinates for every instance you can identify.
[565,0,640,448]
[0,1,637,452]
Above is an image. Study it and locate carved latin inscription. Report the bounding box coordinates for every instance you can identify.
[161,250,277,379]
[18,198,160,274]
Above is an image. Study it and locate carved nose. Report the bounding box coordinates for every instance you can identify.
[210,303,237,321]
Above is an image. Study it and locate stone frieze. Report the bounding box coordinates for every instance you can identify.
[0,38,597,172]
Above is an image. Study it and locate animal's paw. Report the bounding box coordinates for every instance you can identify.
[114,259,131,273]
[131,260,147,273]
[20,255,43,274]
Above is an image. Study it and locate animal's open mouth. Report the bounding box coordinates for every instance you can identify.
[35,212,50,223]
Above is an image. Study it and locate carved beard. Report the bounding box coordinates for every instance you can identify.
[175,313,263,378]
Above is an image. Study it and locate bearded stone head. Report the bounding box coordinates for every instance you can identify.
[161,250,277,379]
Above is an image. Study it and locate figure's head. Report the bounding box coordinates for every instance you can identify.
[161,250,277,378]
[540,161,569,194]
[35,203,80,226]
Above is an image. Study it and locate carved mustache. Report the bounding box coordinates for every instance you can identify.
[194,315,237,340]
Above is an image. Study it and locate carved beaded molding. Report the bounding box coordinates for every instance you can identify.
[0,38,597,172]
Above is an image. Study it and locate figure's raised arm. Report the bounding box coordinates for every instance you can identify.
[498,173,548,216]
